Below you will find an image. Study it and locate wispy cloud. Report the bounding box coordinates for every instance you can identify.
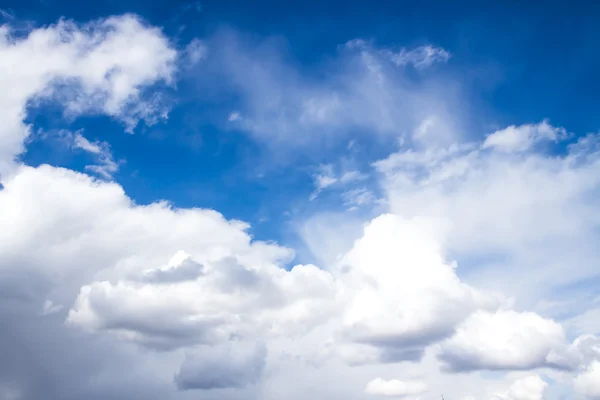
[228,111,241,121]
[183,38,207,66]
[341,187,376,210]
[62,130,121,179]
[75,135,119,179]
[310,164,368,200]
[347,39,451,69]
[382,45,451,68]
[189,31,461,155]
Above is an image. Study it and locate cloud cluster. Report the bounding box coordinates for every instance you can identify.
[56,196,592,379]
[376,122,600,305]
[438,310,568,371]
[2,12,600,400]
[0,14,175,174]
[298,120,600,397]
[481,120,566,152]
[5,156,595,399]
[68,247,336,350]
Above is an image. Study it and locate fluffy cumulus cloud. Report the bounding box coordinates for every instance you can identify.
[3,11,600,400]
[335,214,502,365]
[0,163,335,398]
[481,120,566,152]
[3,160,585,399]
[367,121,600,374]
[1,162,339,350]
[0,13,179,400]
[438,310,569,371]
[574,361,600,399]
[295,120,600,396]
[67,246,336,350]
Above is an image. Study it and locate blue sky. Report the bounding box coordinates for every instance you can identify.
[2,2,600,400]
[12,0,600,249]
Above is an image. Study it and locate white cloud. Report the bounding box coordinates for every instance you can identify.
[376,122,600,306]
[137,251,205,284]
[31,129,120,178]
[0,164,283,297]
[292,119,600,396]
[228,111,241,121]
[490,375,548,400]
[339,170,368,183]
[345,39,451,69]
[335,214,503,365]
[565,308,600,337]
[574,361,600,399]
[310,164,368,200]
[438,310,569,371]
[364,377,427,397]
[195,32,462,151]
[2,13,600,400]
[298,211,367,268]
[3,160,589,399]
[342,187,376,209]
[72,132,103,154]
[482,120,566,152]
[68,254,337,350]
[72,132,120,179]
[328,212,598,373]
[0,164,338,396]
[0,14,176,174]
[0,164,338,351]
[41,299,63,315]
[2,139,599,400]
[381,45,451,69]
[311,164,338,199]
[565,335,600,369]
[184,38,207,65]
[345,38,370,50]
[299,186,596,372]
